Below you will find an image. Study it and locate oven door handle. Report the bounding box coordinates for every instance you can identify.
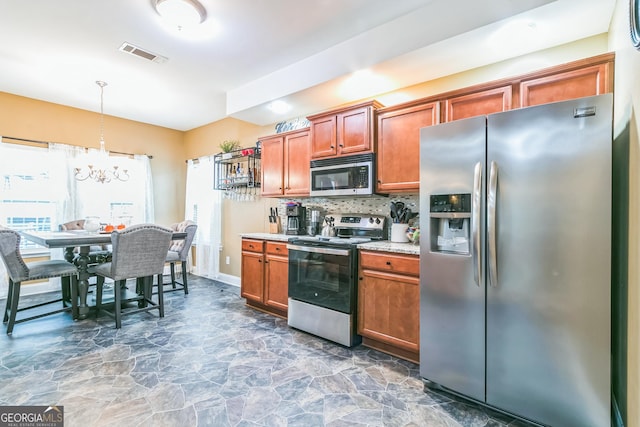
[287,244,350,256]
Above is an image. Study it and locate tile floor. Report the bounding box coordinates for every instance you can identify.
[0,276,534,426]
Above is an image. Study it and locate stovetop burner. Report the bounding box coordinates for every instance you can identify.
[302,213,387,244]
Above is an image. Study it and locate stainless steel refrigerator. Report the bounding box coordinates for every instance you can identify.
[419,94,612,427]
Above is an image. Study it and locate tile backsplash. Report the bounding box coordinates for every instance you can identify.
[277,193,420,238]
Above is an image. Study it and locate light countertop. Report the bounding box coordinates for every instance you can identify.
[241,233,420,256]
[358,240,420,256]
[240,233,293,242]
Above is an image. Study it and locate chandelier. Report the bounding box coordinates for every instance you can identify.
[74,81,129,184]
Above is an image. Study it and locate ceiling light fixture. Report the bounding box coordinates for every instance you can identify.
[155,0,207,30]
[74,81,129,184]
[268,100,292,115]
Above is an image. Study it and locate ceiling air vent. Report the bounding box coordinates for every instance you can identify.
[118,42,168,64]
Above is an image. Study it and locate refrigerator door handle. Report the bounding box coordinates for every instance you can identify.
[488,160,498,287]
[472,161,482,287]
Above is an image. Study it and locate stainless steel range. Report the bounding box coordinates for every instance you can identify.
[287,213,386,347]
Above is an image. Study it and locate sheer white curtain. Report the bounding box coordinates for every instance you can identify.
[185,157,221,279]
[0,141,70,295]
[0,140,156,298]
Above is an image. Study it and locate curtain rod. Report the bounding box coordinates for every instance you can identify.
[1,135,153,159]
[185,154,215,164]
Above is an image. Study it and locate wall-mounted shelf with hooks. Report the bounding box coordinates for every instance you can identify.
[213,147,261,191]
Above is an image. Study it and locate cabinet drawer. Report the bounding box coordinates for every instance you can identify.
[242,239,264,253]
[265,241,288,256]
[359,251,419,276]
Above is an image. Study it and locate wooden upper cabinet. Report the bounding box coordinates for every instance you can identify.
[519,62,612,107]
[260,134,285,197]
[260,128,310,197]
[444,85,512,122]
[309,116,336,158]
[308,100,383,159]
[283,129,310,196]
[376,101,439,193]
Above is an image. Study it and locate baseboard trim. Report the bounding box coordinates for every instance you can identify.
[193,272,239,287]
[216,273,240,287]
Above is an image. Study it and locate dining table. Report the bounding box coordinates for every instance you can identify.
[19,229,186,320]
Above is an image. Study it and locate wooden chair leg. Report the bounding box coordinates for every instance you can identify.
[169,262,177,289]
[157,273,164,317]
[61,276,71,307]
[6,280,21,335]
[114,279,123,329]
[95,276,104,318]
[181,261,189,295]
[70,275,79,320]
[3,278,14,324]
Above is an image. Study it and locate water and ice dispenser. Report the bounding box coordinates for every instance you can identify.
[429,194,471,254]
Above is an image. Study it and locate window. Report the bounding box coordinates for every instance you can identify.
[0,144,66,251]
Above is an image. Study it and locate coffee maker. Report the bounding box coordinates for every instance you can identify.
[286,204,306,235]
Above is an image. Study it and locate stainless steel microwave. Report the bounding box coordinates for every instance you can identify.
[309,153,374,197]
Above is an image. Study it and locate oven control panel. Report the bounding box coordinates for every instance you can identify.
[333,214,385,230]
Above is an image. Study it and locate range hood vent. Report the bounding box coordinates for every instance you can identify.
[118,42,168,64]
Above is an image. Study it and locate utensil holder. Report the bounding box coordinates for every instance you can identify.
[391,223,409,243]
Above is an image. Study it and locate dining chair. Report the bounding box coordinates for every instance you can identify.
[163,220,197,295]
[0,226,79,335]
[59,219,111,305]
[93,223,173,329]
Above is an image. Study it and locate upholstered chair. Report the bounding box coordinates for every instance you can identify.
[0,226,78,335]
[59,219,111,253]
[93,223,173,329]
[163,220,197,294]
[58,219,112,304]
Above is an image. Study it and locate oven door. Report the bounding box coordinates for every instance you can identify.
[287,243,355,314]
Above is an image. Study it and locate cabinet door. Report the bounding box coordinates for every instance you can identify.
[444,85,512,122]
[265,254,289,311]
[310,115,337,158]
[519,63,611,107]
[337,106,372,155]
[241,251,264,303]
[377,102,439,193]
[284,130,311,196]
[358,268,420,352]
[261,135,285,196]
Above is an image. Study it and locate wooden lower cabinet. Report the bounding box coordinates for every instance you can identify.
[358,250,420,363]
[241,238,288,317]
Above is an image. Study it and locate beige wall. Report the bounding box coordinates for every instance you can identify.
[0,92,186,227]
[0,21,635,423]
[183,117,278,277]
[189,36,610,279]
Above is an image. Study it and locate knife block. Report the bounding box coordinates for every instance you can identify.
[269,217,281,234]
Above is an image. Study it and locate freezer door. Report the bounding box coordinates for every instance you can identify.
[419,116,486,401]
[486,94,611,427]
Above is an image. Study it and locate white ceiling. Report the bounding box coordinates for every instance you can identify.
[0,0,615,131]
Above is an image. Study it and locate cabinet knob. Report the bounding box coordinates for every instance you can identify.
[275,247,280,251]
[258,259,262,263]
[377,180,382,184]
[386,261,391,265]
[249,245,254,248]
[339,144,344,148]
[265,260,269,264]
[330,145,335,149]
[359,277,363,281]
